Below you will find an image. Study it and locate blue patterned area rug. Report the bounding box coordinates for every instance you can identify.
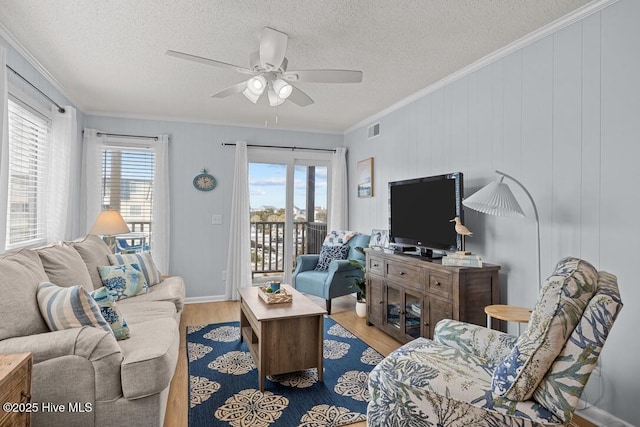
[187,317,383,427]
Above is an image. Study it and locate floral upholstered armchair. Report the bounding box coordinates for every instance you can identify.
[367,257,623,426]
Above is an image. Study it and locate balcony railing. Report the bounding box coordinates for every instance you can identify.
[251,221,327,276]
[118,220,327,275]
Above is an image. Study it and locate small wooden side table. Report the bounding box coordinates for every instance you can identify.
[0,352,33,427]
[485,304,532,334]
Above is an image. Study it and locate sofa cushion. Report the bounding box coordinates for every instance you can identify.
[70,235,112,290]
[118,317,179,399]
[117,301,178,324]
[90,287,130,340]
[315,244,349,271]
[0,250,50,340]
[368,337,560,425]
[35,243,94,292]
[98,263,148,300]
[37,282,112,335]
[492,257,597,401]
[108,252,162,286]
[117,276,185,312]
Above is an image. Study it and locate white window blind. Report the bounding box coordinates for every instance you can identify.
[100,145,155,236]
[6,98,50,248]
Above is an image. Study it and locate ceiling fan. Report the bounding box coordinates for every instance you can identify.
[166,27,362,107]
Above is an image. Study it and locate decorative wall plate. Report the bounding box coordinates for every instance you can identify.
[193,169,216,191]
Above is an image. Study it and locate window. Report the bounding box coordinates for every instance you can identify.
[5,97,50,248]
[100,145,155,234]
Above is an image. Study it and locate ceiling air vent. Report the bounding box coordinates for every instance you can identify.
[367,122,380,139]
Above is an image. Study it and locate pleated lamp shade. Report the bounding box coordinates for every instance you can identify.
[462,178,525,218]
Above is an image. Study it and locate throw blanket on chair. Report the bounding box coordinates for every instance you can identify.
[323,230,358,246]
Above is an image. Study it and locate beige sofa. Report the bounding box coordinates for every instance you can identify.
[0,235,185,427]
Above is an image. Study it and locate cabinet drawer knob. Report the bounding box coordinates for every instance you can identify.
[379,301,384,304]
[424,322,429,326]
[399,271,405,275]
[435,281,441,286]
[21,391,31,402]
[373,263,379,267]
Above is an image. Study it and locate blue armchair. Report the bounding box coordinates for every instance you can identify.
[293,233,370,314]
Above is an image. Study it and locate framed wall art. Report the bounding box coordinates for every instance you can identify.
[357,157,374,198]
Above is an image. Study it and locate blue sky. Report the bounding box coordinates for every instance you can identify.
[249,163,327,210]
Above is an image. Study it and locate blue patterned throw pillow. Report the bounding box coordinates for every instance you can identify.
[108,252,162,286]
[36,282,112,335]
[315,244,350,271]
[90,287,130,340]
[98,263,148,300]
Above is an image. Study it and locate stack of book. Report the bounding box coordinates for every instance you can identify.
[442,253,483,268]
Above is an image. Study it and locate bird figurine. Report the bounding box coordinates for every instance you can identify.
[450,217,472,253]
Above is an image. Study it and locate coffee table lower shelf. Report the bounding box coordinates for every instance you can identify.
[239,285,326,392]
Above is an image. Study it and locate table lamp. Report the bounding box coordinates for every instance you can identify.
[462,170,541,291]
[90,210,131,252]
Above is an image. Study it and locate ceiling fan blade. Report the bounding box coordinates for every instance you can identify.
[211,81,247,98]
[259,27,288,71]
[287,84,314,107]
[166,50,253,74]
[284,69,363,83]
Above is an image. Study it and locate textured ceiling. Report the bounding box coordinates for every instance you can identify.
[0,0,591,132]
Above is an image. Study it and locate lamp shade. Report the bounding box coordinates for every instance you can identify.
[272,78,292,99]
[268,88,285,106]
[246,75,267,96]
[89,210,131,235]
[462,178,525,218]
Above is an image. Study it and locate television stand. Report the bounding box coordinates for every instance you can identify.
[365,250,502,342]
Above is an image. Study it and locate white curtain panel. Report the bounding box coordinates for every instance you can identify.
[225,140,252,300]
[0,47,8,251]
[81,129,171,273]
[81,128,104,233]
[328,146,348,231]
[47,106,78,241]
[151,134,170,274]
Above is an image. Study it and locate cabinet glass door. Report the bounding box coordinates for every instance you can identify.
[385,285,401,330]
[404,292,423,339]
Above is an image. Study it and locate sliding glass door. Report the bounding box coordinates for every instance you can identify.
[248,149,330,284]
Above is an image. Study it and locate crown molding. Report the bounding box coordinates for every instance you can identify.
[0,21,85,111]
[85,109,344,136]
[344,0,619,135]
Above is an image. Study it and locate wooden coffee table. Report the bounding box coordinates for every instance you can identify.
[239,285,327,392]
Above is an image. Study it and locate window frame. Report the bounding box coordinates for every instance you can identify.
[97,137,157,241]
[4,87,52,250]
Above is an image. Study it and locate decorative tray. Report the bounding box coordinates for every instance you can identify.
[258,286,293,304]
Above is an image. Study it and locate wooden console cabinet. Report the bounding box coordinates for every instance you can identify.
[0,353,32,427]
[366,250,501,343]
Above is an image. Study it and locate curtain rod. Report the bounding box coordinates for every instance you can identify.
[97,132,158,141]
[6,64,66,113]
[221,142,335,153]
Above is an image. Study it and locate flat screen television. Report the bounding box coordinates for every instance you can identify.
[389,172,463,254]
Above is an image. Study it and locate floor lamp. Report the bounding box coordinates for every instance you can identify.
[462,170,541,292]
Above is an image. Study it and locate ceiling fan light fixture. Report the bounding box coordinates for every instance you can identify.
[242,87,260,104]
[268,88,285,106]
[272,79,292,99]
[247,75,266,96]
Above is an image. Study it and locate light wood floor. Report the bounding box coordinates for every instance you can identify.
[163,294,595,427]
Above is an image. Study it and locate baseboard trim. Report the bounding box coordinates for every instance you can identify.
[185,295,228,304]
[575,400,632,426]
